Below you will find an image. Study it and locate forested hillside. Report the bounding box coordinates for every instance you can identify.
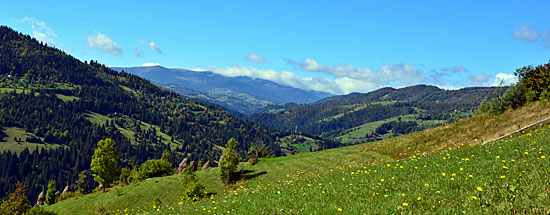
[248,85,503,142]
[0,26,338,201]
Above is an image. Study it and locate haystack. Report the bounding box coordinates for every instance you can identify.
[178,157,189,175]
[202,160,211,171]
[62,185,69,195]
[36,191,45,206]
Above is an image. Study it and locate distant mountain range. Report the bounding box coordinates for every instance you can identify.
[111,66,333,114]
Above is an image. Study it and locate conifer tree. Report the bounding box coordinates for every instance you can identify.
[220,138,241,184]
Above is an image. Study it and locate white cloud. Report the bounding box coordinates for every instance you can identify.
[285,58,427,90]
[140,40,162,53]
[142,62,160,67]
[18,17,56,45]
[467,72,518,86]
[135,48,143,57]
[196,60,429,95]
[512,25,550,48]
[490,73,518,86]
[87,32,122,56]
[245,53,266,63]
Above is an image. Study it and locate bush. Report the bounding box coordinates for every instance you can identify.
[119,167,132,185]
[500,83,525,109]
[526,89,537,103]
[180,166,205,201]
[181,181,206,201]
[539,88,550,105]
[45,180,56,205]
[129,159,174,183]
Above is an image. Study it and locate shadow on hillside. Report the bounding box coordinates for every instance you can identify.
[242,170,267,180]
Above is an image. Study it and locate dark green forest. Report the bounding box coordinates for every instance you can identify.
[0,26,340,201]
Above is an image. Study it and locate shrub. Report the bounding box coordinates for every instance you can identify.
[45,180,57,205]
[180,166,205,201]
[500,83,525,109]
[181,181,206,201]
[526,89,537,103]
[539,88,550,105]
[129,159,173,183]
[160,150,174,164]
[247,142,269,166]
[119,167,132,185]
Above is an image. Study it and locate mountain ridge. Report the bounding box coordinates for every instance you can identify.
[112,66,333,114]
[248,84,503,142]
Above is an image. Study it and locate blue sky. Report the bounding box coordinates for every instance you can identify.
[2,0,550,95]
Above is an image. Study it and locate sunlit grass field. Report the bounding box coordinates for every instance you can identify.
[135,124,550,214]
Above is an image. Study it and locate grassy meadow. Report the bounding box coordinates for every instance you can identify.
[133,123,550,214]
[46,102,550,214]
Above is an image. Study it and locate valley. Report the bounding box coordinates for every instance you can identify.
[1,3,550,214]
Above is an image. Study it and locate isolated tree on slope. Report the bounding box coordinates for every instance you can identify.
[91,138,120,191]
[220,138,241,184]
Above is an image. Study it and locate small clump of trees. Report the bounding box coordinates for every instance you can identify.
[247,141,269,166]
[477,60,550,115]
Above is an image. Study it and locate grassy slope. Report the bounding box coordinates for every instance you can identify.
[85,112,183,151]
[0,127,63,153]
[47,145,388,214]
[47,102,550,214]
[149,122,549,214]
[338,113,446,144]
[356,102,550,159]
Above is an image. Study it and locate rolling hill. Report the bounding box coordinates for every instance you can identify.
[111,66,333,114]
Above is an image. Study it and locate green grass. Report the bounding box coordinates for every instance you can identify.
[55,94,80,102]
[131,124,550,214]
[85,112,183,150]
[46,175,184,214]
[337,114,420,142]
[47,142,388,215]
[0,127,63,153]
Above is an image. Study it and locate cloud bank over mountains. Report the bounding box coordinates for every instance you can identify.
[197,57,517,95]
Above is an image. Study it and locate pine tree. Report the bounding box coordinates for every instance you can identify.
[220,138,241,184]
